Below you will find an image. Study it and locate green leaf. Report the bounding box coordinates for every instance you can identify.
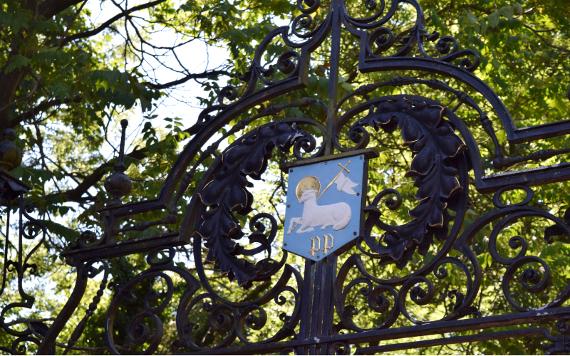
[466,12,479,27]
[513,3,523,15]
[488,12,499,28]
[5,54,30,73]
[498,6,514,20]
[39,219,81,242]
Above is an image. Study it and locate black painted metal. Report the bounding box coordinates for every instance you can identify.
[1,0,569,354]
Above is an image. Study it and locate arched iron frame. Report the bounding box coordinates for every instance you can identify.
[0,0,568,354]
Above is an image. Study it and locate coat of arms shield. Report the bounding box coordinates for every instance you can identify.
[283,152,370,261]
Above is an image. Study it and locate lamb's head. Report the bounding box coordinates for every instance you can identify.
[299,189,318,203]
[295,176,321,202]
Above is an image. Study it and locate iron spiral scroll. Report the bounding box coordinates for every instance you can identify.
[1,0,567,354]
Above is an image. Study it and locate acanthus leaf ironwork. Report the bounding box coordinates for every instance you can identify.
[0,0,568,354]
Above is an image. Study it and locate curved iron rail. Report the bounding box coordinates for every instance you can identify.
[0,0,568,354]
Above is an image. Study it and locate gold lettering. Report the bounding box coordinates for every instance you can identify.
[323,234,334,254]
[310,236,321,256]
[308,234,335,256]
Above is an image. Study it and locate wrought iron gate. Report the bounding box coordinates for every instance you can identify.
[1,0,569,354]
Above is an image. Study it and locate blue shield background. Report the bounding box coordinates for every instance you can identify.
[283,154,365,261]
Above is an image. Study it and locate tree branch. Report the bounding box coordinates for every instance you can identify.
[39,0,85,18]
[145,69,234,90]
[0,71,27,128]
[523,24,570,54]
[13,95,82,124]
[42,144,150,205]
[59,0,166,46]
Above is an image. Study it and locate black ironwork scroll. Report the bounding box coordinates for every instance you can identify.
[1,0,568,354]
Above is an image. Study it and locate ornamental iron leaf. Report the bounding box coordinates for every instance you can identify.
[350,96,467,268]
[196,122,317,286]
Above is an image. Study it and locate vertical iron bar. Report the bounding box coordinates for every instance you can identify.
[296,260,315,354]
[298,1,342,354]
[309,260,324,354]
[320,2,342,352]
[319,255,337,354]
[324,0,342,156]
[0,207,10,295]
[17,197,23,293]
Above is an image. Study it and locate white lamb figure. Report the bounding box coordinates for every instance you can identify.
[287,188,352,234]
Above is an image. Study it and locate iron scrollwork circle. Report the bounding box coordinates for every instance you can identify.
[105,257,200,354]
[341,95,469,270]
[188,120,324,288]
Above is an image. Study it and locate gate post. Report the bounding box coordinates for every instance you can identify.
[298,257,337,354]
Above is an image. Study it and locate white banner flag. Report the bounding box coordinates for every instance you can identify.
[335,172,358,195]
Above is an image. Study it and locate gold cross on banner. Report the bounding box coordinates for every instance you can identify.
[319,160,351,197]
[338,161,350,173]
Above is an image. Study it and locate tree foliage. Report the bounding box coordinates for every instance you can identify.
[0,0,568,354]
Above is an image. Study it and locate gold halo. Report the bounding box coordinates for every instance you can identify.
[295,176,321,201]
